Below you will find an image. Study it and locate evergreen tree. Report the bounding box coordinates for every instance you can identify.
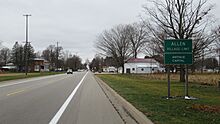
[24,43,35,66]
[11,42,35,71]
[18,45,24,71]
[11,42,19,65]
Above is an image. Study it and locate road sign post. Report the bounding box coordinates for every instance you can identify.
[167,66,171,99]
[185,65,189,97]
[164,39,193,99]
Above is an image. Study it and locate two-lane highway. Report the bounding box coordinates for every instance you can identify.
[0,72,124,124]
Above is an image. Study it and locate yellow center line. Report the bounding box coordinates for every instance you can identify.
[7,90,25,96]
[6,76,70,97]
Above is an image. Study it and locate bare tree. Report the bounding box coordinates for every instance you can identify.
[55,46,63,70]
[213,26,220,72]
[42,45,56,70]
[0,48,10,65]
[192,29,217,71]
[96,24,131,73]
[127,22,148,58]
[65,54,82,71]
[215,26,220,47]
[143,28,168,57]
[89,54,103,72]
[143,0,215,82]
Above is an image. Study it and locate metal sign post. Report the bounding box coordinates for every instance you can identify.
[167,66,171,99]
[185,65,189,98]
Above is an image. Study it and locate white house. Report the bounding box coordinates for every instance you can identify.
[103,66,117,73]
[1,63,17,71]
[124,58,163,74]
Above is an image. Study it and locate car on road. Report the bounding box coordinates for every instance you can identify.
[214,67,220,73]
[66,69,73,74]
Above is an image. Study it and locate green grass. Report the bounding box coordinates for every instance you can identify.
[97,74,220,124]
[0,72,63,82]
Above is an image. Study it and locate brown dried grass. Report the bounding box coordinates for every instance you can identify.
[141,73,220,86]
[191,104,220,113]
[0,73,23,77]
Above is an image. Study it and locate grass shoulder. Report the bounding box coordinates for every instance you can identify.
[0,72,63,82]
[96,74,220,124]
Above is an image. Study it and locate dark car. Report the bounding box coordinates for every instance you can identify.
[67,69,73,74]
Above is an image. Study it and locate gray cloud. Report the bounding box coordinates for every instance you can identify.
[0,0,219,61]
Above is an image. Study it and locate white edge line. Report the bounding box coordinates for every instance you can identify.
[49,72,88,124]
[0,74,64,88]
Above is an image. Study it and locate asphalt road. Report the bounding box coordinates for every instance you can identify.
[0,71,124,124]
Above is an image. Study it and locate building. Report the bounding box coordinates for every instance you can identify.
[124,58,163,74]
[0,63,17,72]
[30,58,50,72]
[103,66,117,73]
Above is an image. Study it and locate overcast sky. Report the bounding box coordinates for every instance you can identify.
[0,0,220,62]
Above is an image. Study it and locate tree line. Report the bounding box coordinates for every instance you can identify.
[95,0,220,82]
[0,42,86,72]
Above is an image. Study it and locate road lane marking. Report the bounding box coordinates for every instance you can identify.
[5,76,71,97]
[7,90,25,96]
[49,72,88,124]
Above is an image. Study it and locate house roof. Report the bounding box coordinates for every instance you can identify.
[136,64,159,68]
[33,58,45,61]
[32,58,49,63]
[1,65,17,69]
[126,58,158,63]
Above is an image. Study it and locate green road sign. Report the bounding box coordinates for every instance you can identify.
[164,39,193,65]
[164,53,192,64]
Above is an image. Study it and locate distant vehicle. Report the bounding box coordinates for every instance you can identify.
[214,67,220,73]
[67,69,73,74]
[55,68,63,72]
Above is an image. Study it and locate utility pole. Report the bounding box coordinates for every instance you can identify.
[218,48,220,73]
[201,50,204,73]
[23,14,31,76]
[74,52,78,71]
[56,42,59,71]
